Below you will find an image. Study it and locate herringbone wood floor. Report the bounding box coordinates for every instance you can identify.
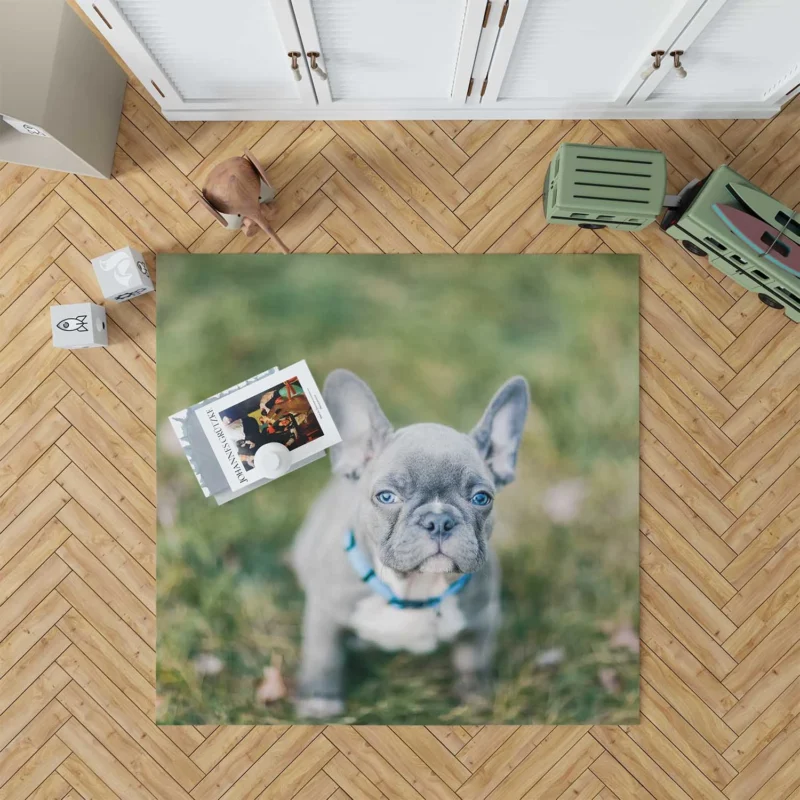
[2,66,800,799]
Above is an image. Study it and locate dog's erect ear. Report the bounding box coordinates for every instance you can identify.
[471,377,530,488]
[324,370,393,480]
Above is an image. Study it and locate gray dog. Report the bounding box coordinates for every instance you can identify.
[291,369,529,718]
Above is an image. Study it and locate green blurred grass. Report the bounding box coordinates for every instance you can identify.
[156,253,640,725]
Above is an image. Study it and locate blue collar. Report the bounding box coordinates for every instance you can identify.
[344,530,472,609]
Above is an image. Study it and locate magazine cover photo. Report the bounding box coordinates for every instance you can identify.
[193,359,339,493]
[156,253,640,726]
[220,376,321,468]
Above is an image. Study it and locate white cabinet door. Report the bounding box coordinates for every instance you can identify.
[480,0,707,109]
[290,0,486,109]
[633,0,800,110]
[75,0,316,112]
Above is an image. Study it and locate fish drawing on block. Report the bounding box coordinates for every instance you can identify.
[100,250,134,286]
[57,315,89,332]
[712,203,800,277]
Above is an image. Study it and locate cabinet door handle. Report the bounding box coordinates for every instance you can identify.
[641,50,665,80]
[288,51,302,81]
[307,52,328,81]
[670,50,687,79]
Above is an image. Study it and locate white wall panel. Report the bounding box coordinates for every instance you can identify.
[650,0,800,101]
[114,0,298,100]
[308,0,469,101]
[499,0,694,101]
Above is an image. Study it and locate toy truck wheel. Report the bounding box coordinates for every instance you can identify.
[682,240,707,257]
[758,293,784,310]
[578,223,606,229]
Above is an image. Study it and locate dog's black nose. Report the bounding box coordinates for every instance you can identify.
[420,511,456,539]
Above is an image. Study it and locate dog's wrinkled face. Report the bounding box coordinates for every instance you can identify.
[363,424,497,574]
[324,370,530,577]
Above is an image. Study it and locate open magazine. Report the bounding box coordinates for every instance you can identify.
[169,360,341,505]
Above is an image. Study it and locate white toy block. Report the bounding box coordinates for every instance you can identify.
[51,303,107,349]
[91,246,154,302]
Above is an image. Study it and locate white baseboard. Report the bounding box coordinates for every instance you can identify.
[162,103,781,122]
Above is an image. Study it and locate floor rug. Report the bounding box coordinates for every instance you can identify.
[156,253,640,725]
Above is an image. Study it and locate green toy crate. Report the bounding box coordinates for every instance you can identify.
[544,143,667,231]
[660,165,800,323]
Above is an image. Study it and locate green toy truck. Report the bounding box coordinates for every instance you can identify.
[660,165,800,322]
[543,143,667,231]
[544,143,800,322]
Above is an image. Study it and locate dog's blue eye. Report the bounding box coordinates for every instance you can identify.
[376,491,399,504]
[471,491,492,506]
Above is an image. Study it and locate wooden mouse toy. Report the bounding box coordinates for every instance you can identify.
[197,149,290,254]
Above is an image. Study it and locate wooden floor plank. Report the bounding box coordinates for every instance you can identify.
[722,460,800,552]
[56,571,155,680]
[190,726,289,800]
[642,535,736,644]
[457,121,597,249]
[55,427,154,539]
[0,193,70,278]
[116,115,201,212]
[111,147,202,249]
[0,228,68,317]
[590,726,695,800]
[0,665,70,755]
[357,726,460,800]
[322,172,416,254]
[0,170,66,244]
[0,733,71,800]
[640,608,737,716]
[329,121,468,246]
[121,85,202,176]
[457,728,552,800]
[56,391,155,501]
[641,391,735,498]
[641,426,737,537]
[400,120,470,175]
[56,717,158,800]
[0,385,70,493]
[640,680,737,790]
[322,137,453,253]
[187,121,239,158]
[364,120,469,210]
[0,518,71,608]
[641,572,738,683]
[54,464,155,575]
[0,591,70,685]
[641,644,737,752]
[0,698,70,790]
[266,121,337,193]
[258,735,338,799]
[0,447,69,538]
[0,264,69,346]
[604,231,736,356]
[56,534,154,644]
[453,121,506,155]
[57,753,121,800]
[0,163,36,206]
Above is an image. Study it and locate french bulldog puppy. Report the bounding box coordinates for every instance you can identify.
[291,369,529,719]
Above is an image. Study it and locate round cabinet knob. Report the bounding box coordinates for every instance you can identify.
[254,442,293,479]
[288,52,302,81]
[641,50,665,81]
[307,52,328,81]
[670,50,687,79]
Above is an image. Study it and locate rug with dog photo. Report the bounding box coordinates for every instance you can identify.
[156,253,640,725]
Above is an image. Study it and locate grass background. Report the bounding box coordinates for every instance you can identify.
[156,253,640,725]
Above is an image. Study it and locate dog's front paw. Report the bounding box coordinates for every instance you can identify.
[295,696,345,719]
[455,674,493,710]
